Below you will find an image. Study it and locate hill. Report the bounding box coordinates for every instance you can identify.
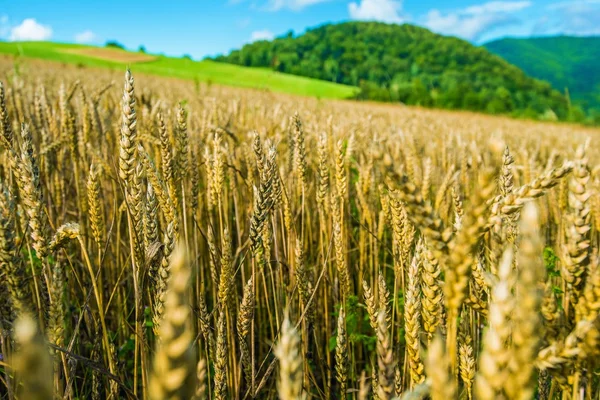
[484,36,600,112]
[214,21,573,121]
[0,41,358,99]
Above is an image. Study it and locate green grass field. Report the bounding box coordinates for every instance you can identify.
[0,41,359,99]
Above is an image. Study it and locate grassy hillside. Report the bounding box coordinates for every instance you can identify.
[214,21,572,121]
[0,41,358,99]
[484,36,600,110]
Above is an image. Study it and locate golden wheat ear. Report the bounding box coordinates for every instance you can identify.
[275,312,305,400]
[17,123,48,259]
[0,183,33,315]
[149,243,196,400]
[0,81,14,147]
[405,250,424,388]
[376,309,394,400]
[426,335,456,400]
[12,313,53,400]
[192,358,207,400]
[506,203,545,399]
[335,305,348,398]
[357,370,370,400]
[237,276,254,390]
[213,309,229,400]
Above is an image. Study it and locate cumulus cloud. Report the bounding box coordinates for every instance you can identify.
[267,0,330,11]
[75,30,97,44]
[348,0,405,23]
[534,1,600,36]
[424,1,531,41]
[424,9,518,41]
[250,29,275,41]
[9,18,52,41]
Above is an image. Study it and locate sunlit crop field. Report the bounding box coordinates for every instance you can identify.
[1,58,599,400]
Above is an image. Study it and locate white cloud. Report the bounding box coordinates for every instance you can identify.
[425,9,512,41]
[267,0,330,11]
[9,18,52,41]
[348,0,405,23]
[0,15,9,38]
[424,1,531,42]
[250,29,275,41]
[465,1,531,14]
[547,0,600,11]
[237,17,252,28]
[75,30,97,43]
[535,0,600,36]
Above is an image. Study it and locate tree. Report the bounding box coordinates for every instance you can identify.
[105,41,125,50]
[324,58,339,82]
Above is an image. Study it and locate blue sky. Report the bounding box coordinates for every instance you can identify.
[1,0,599,59]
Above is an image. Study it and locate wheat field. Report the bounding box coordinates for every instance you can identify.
[0,59,599,400]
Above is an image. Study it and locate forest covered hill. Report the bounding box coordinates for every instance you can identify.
[485,36,600,119]
[214,21,580,122]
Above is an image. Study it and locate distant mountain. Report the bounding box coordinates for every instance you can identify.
[484,36,600,113]
[215,21,572,121]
